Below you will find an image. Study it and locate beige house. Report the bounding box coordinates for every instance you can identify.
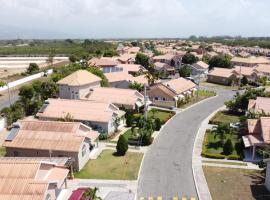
[57,70,101,99]
[248,97,270,114]
[154,62,175,75]
[3,120,99,170]
[84,87,144,110]
[0,158,69,200]
[152,54,182,68]
[242,117,270,160]
[148,77,197,108]
[88,57,122,73]
[207,68,240,85]
[231,57,270,67]
[254,64,270,79]
[191,61,209,75]
[36,98,125,134]
[114,53,136,64]
[105,71,148,89]
[119,64,147,76]
[234,66,259,82]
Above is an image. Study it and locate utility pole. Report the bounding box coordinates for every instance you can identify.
[144,84,148,120]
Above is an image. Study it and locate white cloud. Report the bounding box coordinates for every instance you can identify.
[0,0,269,38]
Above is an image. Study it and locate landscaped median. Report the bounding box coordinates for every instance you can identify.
[178,89,216,108]
[209,110,242,125]
[74,150,143,180]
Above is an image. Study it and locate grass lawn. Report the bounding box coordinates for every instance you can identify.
[0,147,6,157]
[200,82,239,90]
[203,166,269,200]
[147,109,174,124]
[202,130,242,158]
[209,111,242,125]
[180,90,216,109]
[74,150,143,180]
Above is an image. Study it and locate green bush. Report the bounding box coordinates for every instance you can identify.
[201,152,226,159]
[155,118,162,131]
[142,134,153,146]
[99,134,108,140]
[227,154,241,160]
[223,139,234,156]
[116,135,128,156]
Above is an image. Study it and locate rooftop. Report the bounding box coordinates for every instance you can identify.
[57,70,101,86]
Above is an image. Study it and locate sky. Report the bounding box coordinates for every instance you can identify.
[0,0,269,39]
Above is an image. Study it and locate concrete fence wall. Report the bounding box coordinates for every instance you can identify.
[0,69,53,92]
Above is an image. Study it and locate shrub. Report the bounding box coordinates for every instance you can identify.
[116,135,128,156]
[27,63,39,74]
[99,134,108,140]
[227,155,241,160]
[155,118,162,131]
[223,139,234,156]
[201,152,226,159]
[142,134,153,146]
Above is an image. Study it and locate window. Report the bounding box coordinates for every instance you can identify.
[163,98,166,101]
[155,97,158,100]
[82,144,87,157]
[14,151,18,157]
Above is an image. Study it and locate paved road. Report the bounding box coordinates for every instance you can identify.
[0,95,19,110]
[137,89,236,200]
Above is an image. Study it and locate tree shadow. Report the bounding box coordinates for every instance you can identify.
[207,141,223,150]
[245,172,270,200]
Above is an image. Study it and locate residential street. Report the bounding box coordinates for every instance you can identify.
[137,89,236,199]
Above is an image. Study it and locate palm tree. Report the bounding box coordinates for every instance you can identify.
[212,123,232,145]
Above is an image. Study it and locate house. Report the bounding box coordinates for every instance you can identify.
[191,61,209,75]
[242,117,270,160]
[248,97,270,114]
[57,70,101,99]
[3,120,99,170]
[105,71,148,89]
[254,64,270,79]
[88,57,122,73]
[234,66,259,82]
[0,158,69,200]
[231,57,270,67]
[84,87,144,110]
[205,51,218,58]
[118,46,140,55]
[148,77,197,108]
[114,53,136,64]
[152,54,182,68]
[36,98,125,134]
[207,68,240,85]
[154,62,175,75]
[119,64,147,76]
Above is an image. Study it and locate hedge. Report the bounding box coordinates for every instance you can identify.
[227,154,241,160]
[201,152,226,159]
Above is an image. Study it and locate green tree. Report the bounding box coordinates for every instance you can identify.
[0,81,6,87]
[27,63,39,74]
[47,52,55,66]
[69,54,78,63]
[116,135,128,156]
[258,76,268,86]
[87,67,109,87]
[182,53,198,64]
[129,82,144,92]
[208,55,232,70]
[241,76,248,86]
[212,123,232,145]
[223,139,233,155]
[135,53,150,68]
[103,50,118,57]
[179,65,191,77]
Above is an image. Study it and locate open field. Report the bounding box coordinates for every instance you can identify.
[203,166,269,200]
[74,150,143,180]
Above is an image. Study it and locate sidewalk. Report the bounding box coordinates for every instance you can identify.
[65,179,137,200]
[192,106,226,200]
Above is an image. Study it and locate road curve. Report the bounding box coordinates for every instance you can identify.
[137,89,235,199]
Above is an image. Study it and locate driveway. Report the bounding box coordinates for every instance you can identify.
[137,89,236,199]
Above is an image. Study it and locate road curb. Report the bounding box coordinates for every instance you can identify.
[192,105,226,200]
